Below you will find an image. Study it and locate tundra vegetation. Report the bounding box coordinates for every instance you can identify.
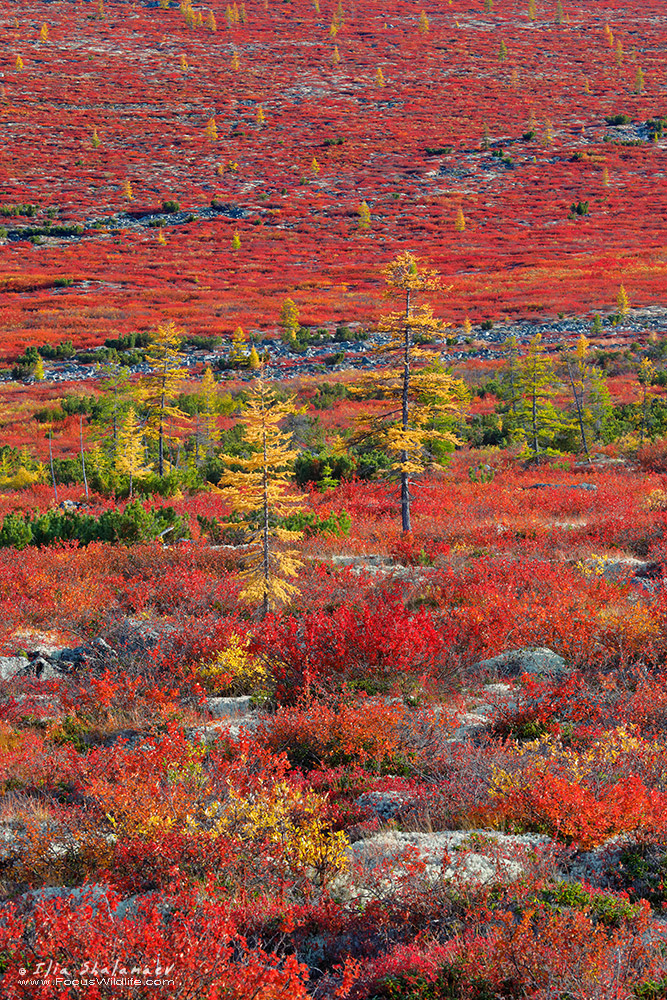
[3,2,667,998]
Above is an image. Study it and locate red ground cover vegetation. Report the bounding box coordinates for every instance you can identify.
[2,1,667,997]
[0,0,666,358]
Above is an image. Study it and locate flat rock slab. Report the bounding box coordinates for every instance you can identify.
[206,696,252,719]
[0,657,30,682]
[349,830,553,892]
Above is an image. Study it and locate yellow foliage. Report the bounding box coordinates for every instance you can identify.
[197,635,270,697]
[193,780,349,884]
[491,726,665,791]
[0,465,45,490]
[645,489,667,511]
[576,553,611,578]
[597,604,658,656]
[216,370,305,614]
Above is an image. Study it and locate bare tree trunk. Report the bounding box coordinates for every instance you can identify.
[565,358,590,462]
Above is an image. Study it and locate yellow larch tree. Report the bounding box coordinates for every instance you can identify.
[40,24,49,43]
[418,11,429,34]
[375,66,385,86]
[279,298,300,346]
[138,321,187,476]
[217,370,305,617]
[199,364,221,458]
[358,200,371,229]
[637,357,656,445]
[116,407,152,498]
[560,334,610,461]
[617,283,629,316]
[229,325,250,366]
[351,252,466,533]
[205,117,218,140]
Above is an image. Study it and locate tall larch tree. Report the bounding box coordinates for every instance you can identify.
[97,362,131,443]
[637,358,656,445]
[560,335,611,460]
[279,298,300,347]
[353,252,464,533]
[514,333,566,456]
[217,370,305,617]
[500,335,521,414]
[199,364,221,458]
[139,321,187,477]
[116,407,151,498]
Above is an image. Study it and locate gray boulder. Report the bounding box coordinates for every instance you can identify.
[206,696,252,719]
[474,647,568,680]
[26,657,64,681]
[0,656,30,682]
[356,790,411,822]
[14,885,169,922]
